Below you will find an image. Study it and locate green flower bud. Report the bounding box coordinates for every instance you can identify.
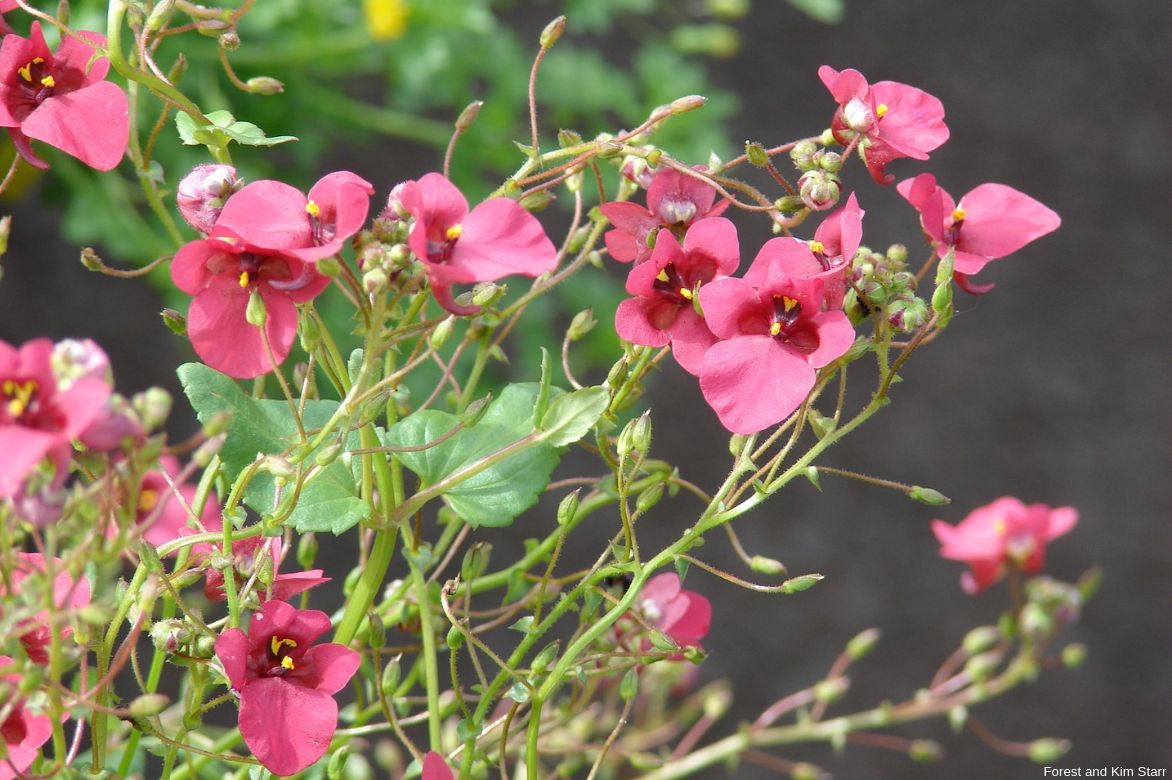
[749,555,787,576]
[1061,643,1087,669]
[363,267,388,295]
[556,490,580,526]
[428,316,455,350]
[297,532,318,570]
[218,32,240,50]
[790,762,825,780]
[962,626,1001,656]
[128,693,170,719]
[455,100,483,131]
[531,640,560,674]
[606,359,629,389]
[244,289,266,327]
[619,667,639,701]
[635,483,664,513]
[774,194,807,216]
[1027,738,1071,764]
[813,676,849,703]
[846,627,881,660]
[567,309,597,341]
[315,441,344,467]
[245,76,284,96]
[781,573,824,594]
[381,656,401,696]
[326,745,351,780]
[161,308,187,336]
[446,624,465,650]
[819,151,844,173]
[461,542,492,580]
[539,15,565,49]
[133,387,172,431]
[80,247,104,271]
[909,485,950,506]
[149,618,191,653]
[963,650,1003,682]
[648,630,677,653]
[948,705,968,734]
[317,256,343,277]
[558,128,583,148]
[908,740,943,763]
[745,141,769,167]
[886,243,909,265]
[1020,602,1054,638]
[789,140,818,170]
[471,281,505,307]
[799,170,840,211]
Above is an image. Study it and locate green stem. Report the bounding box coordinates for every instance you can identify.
[408,554,443,749]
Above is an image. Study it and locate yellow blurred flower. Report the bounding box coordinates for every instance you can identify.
[364,0,409,41]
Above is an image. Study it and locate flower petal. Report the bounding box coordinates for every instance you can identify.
[22,81,128,170]
[301,642,361,695]
[450,198,558,282]
[215,181,313,251]
[699,336,814,434]
[958,184,1061,259]
[214,628,250,691]
[238,678,337,777]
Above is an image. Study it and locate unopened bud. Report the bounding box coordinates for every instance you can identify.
[80,246,103,271]
[781,573,823,594]
[128,693,170,718]
[619,667,638,701]
[908,740,943,763]
[539,16,566,48]
[962,626,1001,656]
[948,705,968,734]
[846,627,881,660]
[316,256,343,277]
[196,19,230,36]
[635,483,664,513]
[909,485,950,506]
[790,763,825,780]
[745,141,769,167]
[381,656,401,696]
[887,297,929,333]
[931,281,953,326]
[363,267,388,295]
[886,243,909,265]
[813,676,849,703]
[260,456,294,481]
[558,128,582,148]
[315,442,344,467]
[819,151,843,173]
[703,684,732,719]
[963,650,1003,682]
[789,140,818,170]
[556,490,580,525]
[798,170,840,211]
[461,542,492,580]
[647,630,677,653]
[471,282,504,307]
[1027,738,1071,764]
[145,0,176,33]
[150,619,191,653]
[428,316,455,350]
[567,309,597,341]
[218,32,240,50]
[774,194,807,216]
[326,745,351,780]
[298,307,322,352]
[1061,643,1087,669]
[297,532,318,569]
[606,359,629,389]
[446,624,465,650]
[749,555,786,576]
[1020,602,1054,638]
[455,100,483,131]
[631,411,652,454]
[133,386,172,431]
[245,289,267,326]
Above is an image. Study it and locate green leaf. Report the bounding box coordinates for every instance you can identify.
[175,109,296,150]
[177,363,369,535]
[385,383,562,528]
[787,0,845,24]
[537,386,609,447]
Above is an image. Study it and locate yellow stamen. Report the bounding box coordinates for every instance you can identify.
[40,75,55,88]
[305,200,321,217]
[445,224,463,241]
[951,207,967,222]
[782,296,798,312]
[6,399,23,417]
[655,269,670,283]
[875,103,889,117]
[769,322,782,336]
[271,636,298,655]
[17,64,31,82]
[993,518,1007,536]
[238,271,250,288]
[138,489,159,512]
[808,240,824,254]
[679,287,694,301]
[2,379,37,417]
[281,655,296,670]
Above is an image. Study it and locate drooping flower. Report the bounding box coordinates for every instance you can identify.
[0,553,91,664]
[601,167,728,264]
[133,456,220,548]
[932,497,1078,594]
[422,751,455,780]
[0,22,129,170]
[0,338,110,499]
[214,600,360,776]
[615,216,739,375]
[395,172,558,314]
[176,164,242,234]
[171,172,372,378]
[193,527,327,603]
[638,573,711,648]
[697,244,858,434]
[818,65,948,184]
[897,173,1061,288]
[0,656,54,780]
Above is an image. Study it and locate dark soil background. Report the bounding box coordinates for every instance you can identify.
[1,1,1168,778]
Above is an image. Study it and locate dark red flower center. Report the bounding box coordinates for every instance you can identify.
[651,263,696,305]
[424,223,462,263]
[1,703,27,746]
[767,295,819,353]
[263,635,300,677]
[944,207,966,245]
[207,248,304,292]
[7,55,80,121]
[306,200,334,246]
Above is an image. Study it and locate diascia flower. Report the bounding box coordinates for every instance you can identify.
[0,338,110,499]
[193,526,327,603]
[0,22,129,171]
[394,172,558,314]
[601,167,728,264]
[897,173,1061,288]
[638,573,711,648]
[932,497,1078,594]
[615,216,739,375]
[0,553,91,664]
[0,656,54,780]
[214,600,360,776]
[171,172,372,378]
[818,65,948,184]
[697,242,857,434]
[422,751,455,780]
[131,456,220,548]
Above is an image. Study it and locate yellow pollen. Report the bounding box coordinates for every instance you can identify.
[305,200,321,217]
[40,75,55,88]
[679,287,694,300]
[656,269,670,283]
[951,207,967,222]
[445,224,463,241]
[281,655,296,670]
[782,296,798,312]
[138,489,159,512]
[271,636,298,655]
[993,518,1007,536]
[33,58,43,64]
[875,103,889,117]
[3,379,37,417]
[808,240,824,254]
[17,64,31,82]
[770,322,782,336]
[238,271,250,288]
[6,399,22,417]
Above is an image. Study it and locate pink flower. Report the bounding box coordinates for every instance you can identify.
[897,173,1061,287]
[215,600,360,776]
[0,22,128,170]
[422,751,455,780]
[0,553,91,664]
[600,167,729,264]
[396,172,558,314]
[0,656,54,780]
[177,164,242,234]
[51,338,144,453]
[932,497,1078,594]
[193,528,327,603]
[818,66,948,184]
[638,573,711,648]
[0,338,110,499]
[615,217,739,375]
[171,172,372,378]
[697,243,857,434]
[134,456,219,548]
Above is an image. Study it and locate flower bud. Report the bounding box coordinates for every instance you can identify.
[363,267,388,296]
[245,289,267,327]
[909,485,950,506]
[798,170,840,211]
[619,667,639,701]
[540,16,566,49]
[1061,643,1087,669]
[948,705,968,734]
[749,555,786,576]
[144,0,176,33]
[1027,738,1071,764]
[519,189,556,212]
[606,359,629,389]
[176,164,240,234]
[813,676,849,703]
[132,387,172,431]
[556,490,580,526]
[774,194,807,216]
[455,100,483,131]
[80,246,103,271]
[635,483,664,513]
[908,740,943,763]
[558,128,583,148]
[781,573,823,594]
[461,542,492,581]
[316,256,343,277]
[963,650,1003,682]
[620,154,654,188]
[567,309,597,341]
[296,532,318,570]
[471,282,505,307]
[671,95,707,115]
[128,693,170,718]
[819,151,843,173]
[446,624,465,650]
[845,627,881,660]
[745,141,769,167]
[218,32,240,51]
[962,626,1000,656]
[789,140,818,171]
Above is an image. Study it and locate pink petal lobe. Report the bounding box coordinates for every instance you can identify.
[412,173,470,227]
[699,337,815,434]
[423,751,456,780]
[0,427,58,499]
[818,65,868,102]
[238,678,337,776]
[667,308,718,376]
[615,297,672,348]
[268,570,330,602]
[958,184,1061,258]
[186,277,297,379]
[215,181,312,250]
[171,238,229,294]
[698,277,763,340]
[870,80,949,159]
[52,30,110,81]
[22,81,128,170]
[301,642,361,695]
[805,311,856,368]
[450,198,557,281]
[681,216,740,275]
[1045,506,1078,540]
[214,628,250,690]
